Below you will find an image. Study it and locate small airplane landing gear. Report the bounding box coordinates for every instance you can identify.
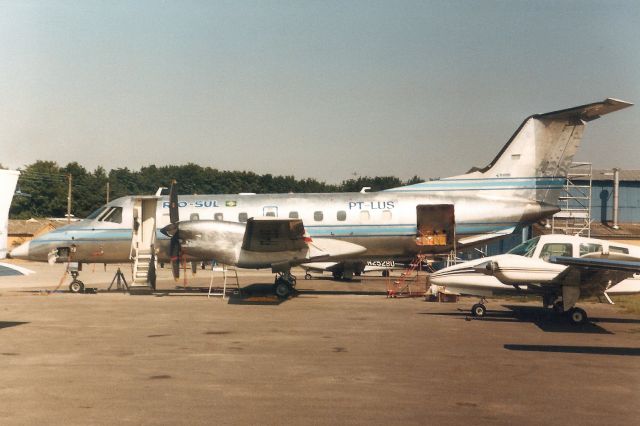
[471,303,486,317]
[69,271,85,293]
[470,297,488,317]
[568,307,588,325]
[552,301,565,315]
[273,271,297,299]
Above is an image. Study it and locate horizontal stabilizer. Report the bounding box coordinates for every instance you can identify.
[457,227,516,246]
[537,98,633,122]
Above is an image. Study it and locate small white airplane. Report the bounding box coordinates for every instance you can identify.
[429,234,640,325]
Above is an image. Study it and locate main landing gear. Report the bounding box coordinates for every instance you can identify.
[69,271,85,293]
[545,295,589,325]
[566,307,588,325]
[273,272,297,299]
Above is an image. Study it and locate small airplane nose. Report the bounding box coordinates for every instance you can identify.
[9,241,30,260]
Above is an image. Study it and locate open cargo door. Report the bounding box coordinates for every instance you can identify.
[416,204,455,253]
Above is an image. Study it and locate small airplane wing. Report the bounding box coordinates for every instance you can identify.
[549,256,640,273]
[549,256,640,295]
[241,218,307,252]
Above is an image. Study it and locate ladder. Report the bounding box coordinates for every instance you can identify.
[208,264,241,299]
[386,254,428,298]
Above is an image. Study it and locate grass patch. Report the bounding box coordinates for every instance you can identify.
[611,295,640,315]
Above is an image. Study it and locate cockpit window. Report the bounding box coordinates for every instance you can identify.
[86,206,107,220]
[100,207,123,224]
[540,243,572,261]
[508,237,539,258]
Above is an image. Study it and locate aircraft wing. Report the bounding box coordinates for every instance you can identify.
[549,256,640,273]
[549,256,640,296]
[457,227,516,246]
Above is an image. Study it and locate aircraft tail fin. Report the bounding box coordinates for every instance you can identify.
[457,98,632,203]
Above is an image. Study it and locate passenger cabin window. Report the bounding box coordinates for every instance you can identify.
[539,243,572,261]
[214,213,223,221]
[314,211,323,222]
[101,207,122,224]
[190,213,200,221]
[610,246,630,254]
[579,243,602,256]
[289,211,299,219]
[238,212,248,223]
[360,211,370,221]
[382,210,392,221]
[337,210,346,221]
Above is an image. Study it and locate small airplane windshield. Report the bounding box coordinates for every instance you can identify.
[507,237,539,257]
[86,206,108,220]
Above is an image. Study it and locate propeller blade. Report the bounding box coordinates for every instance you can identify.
[169,180,179,224]
[167,180,181,280]
[170,234,181,280]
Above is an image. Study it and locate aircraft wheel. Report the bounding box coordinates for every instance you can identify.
[332,271,343,280]
[382,270,390,278]
[304,273,311,280]
[69,280,85,294]
[552,301,564,315]
[568,307,588,325]
[471,303,486,317]
[274,281,292,299]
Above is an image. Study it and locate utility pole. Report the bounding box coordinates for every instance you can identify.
[106,181,110,204]
[67,173,72,224]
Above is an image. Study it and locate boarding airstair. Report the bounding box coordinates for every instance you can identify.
[386,254,428,298]
[129,196,159,292]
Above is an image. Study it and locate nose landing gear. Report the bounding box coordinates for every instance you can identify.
[69,271,85,293]
[470,297,488,317]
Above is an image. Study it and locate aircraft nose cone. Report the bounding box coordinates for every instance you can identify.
[9,241,30,260]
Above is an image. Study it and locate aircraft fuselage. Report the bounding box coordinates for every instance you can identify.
[13,179,560,265]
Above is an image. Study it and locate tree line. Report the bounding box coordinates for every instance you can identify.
[7,161,423,219]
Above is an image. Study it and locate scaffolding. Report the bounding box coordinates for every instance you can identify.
[551,162,592,237]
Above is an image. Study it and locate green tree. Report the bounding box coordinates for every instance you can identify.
[10,161,67,219]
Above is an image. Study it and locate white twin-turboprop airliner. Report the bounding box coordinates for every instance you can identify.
[10,98,632,297]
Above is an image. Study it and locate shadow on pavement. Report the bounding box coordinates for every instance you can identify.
[504,344,640,356]
[0,321,29,330]
[421,305,614,334]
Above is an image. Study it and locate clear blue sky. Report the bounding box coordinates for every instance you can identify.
[1,0,638,182]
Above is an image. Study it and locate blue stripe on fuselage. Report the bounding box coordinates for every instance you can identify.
[385,177,565,192]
